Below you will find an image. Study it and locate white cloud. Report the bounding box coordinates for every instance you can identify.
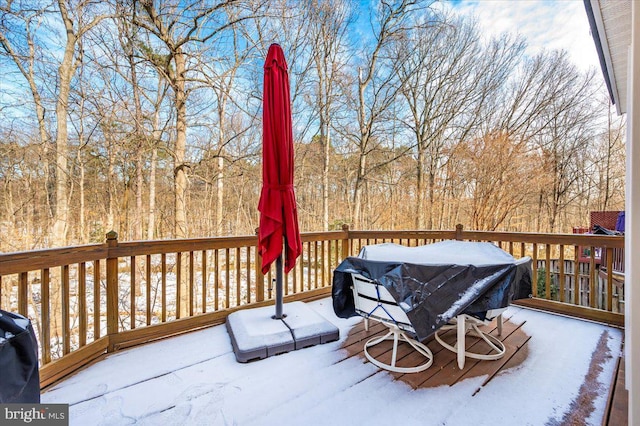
[444,0,600,71]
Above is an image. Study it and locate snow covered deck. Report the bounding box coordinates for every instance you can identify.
[42,299,623,425]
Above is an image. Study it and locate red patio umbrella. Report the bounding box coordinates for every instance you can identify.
[258,43,302,319]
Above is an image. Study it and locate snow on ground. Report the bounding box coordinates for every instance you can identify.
[42,299,622,426]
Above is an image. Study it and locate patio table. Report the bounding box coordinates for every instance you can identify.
[332,240,532,341]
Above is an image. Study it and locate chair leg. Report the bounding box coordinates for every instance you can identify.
[435,314,506,368]
[457,314,466,369]
[363,326,433,373]
[391,329,399,366]
[497,313,503,336]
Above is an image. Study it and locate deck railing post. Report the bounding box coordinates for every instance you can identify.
[255,228,264,302]
[455,224,464,241]
[106,231,119,351]
[341,224,351,260]
[18,272,28,316]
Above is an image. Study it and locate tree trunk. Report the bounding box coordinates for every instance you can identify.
[216,155,224,235]
[173,50,189,315]
[51,39,76,246]
[215,99,227,236]
[147,105,161,240]
[147,145,158,240]
[353,69,368,230]
[173,50,188,239]
[107,136,117,232]
[415,145,425,229]
[427,171,436,229]
[321,124,330,231]
[78,152,86,242]
[353,151,366,230]
[132,51,145,241]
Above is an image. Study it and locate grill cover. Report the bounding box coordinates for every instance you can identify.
[0,310,40,403]
[332,241,532,341]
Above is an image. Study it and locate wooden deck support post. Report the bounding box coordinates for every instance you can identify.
[341,224,351,260]
[18,272,28,316]
[455,224,464,241]
[255,228,264,302]
[106,231,119,351]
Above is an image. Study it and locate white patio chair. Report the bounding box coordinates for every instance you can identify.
[433,310,506,370]
[434,256,531,369]
[350,273,433,373]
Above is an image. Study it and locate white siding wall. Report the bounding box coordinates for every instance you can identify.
[625,2,640,424]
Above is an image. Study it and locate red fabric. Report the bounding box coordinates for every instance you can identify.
[258,44,302,274]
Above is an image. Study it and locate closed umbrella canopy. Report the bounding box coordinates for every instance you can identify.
[258,43,302,275]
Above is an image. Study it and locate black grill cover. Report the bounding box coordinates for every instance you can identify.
[0,310,41,403]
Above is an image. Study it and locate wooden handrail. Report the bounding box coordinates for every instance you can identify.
[349,229,624,248]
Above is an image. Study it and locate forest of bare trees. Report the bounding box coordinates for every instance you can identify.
[0,0,625,253]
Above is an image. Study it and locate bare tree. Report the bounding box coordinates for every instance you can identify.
[67,49,103,243]
[531,54,601,232]
[197,17,258,235]
[457,131,540,230]
[147,82,172,240]
[0,2,56,237]
[115,1,147,240]
[590,104,626,211]
[395,15,523,229]
[48,0,111,245]
[344,0,435,229]
[304,0,354,230]
[135,0,258,238]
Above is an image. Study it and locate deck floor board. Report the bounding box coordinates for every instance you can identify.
[41,302,625,426]
[606,353,628,426]
[342,311,627,425]
[342,316,530,390]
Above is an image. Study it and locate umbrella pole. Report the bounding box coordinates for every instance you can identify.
[274,253,284,319]
[274,235,287,319]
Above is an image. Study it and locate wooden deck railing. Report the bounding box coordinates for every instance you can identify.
[0,225,625,388]
[601,247,625,274]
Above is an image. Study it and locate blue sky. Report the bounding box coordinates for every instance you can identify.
[445,0,599,71]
